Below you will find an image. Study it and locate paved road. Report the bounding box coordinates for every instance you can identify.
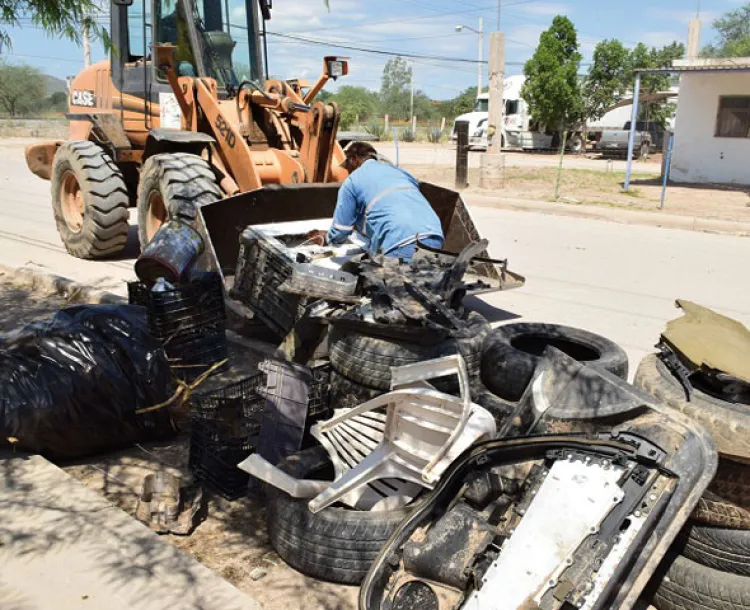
[2,138,748,374]
[373,142,663,174]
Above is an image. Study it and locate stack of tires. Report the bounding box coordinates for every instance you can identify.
[327,311,492,410]
[635,355,750,610]
[266,311,491,585]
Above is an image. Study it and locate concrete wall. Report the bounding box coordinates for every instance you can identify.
[671,72,750,185]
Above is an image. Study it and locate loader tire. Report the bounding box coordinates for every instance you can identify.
[651,554,750,610]
[266,445,412,585]
[328,312,489,392]
[137,153,221,247]
[50,141,130,259]
[634,354,750,461]
[481,323,628,401]
[676,520,750,577]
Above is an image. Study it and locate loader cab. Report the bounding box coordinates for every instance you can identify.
[111,0,261,123]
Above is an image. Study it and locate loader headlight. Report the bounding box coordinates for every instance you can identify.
[327,59,347,80]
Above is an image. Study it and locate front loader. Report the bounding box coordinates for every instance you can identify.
[25,0,500,290]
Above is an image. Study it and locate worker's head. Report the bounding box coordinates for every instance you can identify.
[341,141,378,174]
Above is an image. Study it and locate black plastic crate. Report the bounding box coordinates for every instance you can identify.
[189,374,265,500]
[230,229,308,338]
[127,273,226,343]
[308,363,332,421]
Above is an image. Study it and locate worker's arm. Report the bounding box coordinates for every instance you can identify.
[327,179,359,245]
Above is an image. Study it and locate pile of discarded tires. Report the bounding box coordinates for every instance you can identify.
[635,354,750,610]
[267,318,635,585]
[267,311,492,584]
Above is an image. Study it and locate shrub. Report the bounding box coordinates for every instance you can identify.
[401,127,416,142]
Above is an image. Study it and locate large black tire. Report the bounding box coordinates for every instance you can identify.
[137,152,221,248]
[50,141,130,259]
[652,554,750,610]
[266,446,412,585]
[634,354,750,461]
[480,323,629,401]
[329,312,490,391]
[676,521,750,577]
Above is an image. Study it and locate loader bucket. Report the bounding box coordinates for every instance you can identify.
[194,181,523,292]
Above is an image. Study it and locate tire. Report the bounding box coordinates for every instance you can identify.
[50,141,130,259]
[634,354,750,461]
[676,521,750,577]
[693,491,750,530]
[710,458,750,508]
[567,134,583,153]
[266,445,412,585]
[329,312,490,392]
[137,152,221,248]
[330,371,384,410]
[481,323,629,402]
[652,554,750,610]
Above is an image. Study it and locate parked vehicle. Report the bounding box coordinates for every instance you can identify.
[450,93,489,148]
[596,121,664,158]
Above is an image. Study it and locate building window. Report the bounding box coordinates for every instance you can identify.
[715,96,750,138]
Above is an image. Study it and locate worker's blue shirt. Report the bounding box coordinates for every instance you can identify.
[327,159,444,256]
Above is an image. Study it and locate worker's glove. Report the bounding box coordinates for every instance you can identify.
[304,230,327,247]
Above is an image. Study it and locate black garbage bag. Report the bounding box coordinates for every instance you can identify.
[0,305,176,459]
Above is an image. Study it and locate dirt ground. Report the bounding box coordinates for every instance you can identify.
[406,163,750,224]
[0,277,358,610]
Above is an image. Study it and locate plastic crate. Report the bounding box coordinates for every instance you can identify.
[308,363,332,421]
[127,273,226,342]
[188,374,265,500]
[128,273,228,380]
[231,228,308,338]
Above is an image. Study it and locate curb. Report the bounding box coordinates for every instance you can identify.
[0,264,126,305]
[462,194,750,238]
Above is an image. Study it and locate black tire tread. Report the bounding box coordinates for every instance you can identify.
[137,153,221,247]
[653,554,750,610]
[634,354,750,460]
[50,141,130,259]
[677,520,750,576]
[266,446,410,585]
[692,491,750,530]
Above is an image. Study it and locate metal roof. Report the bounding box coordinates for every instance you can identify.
[637,61,750,74]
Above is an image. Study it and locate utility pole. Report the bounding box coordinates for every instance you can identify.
[409,64,414,129]
[497,0,501,30]
[477,17,484,95]
[480,32,506,189]
[82,11,91,67]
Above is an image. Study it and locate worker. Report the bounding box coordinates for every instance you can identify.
[324,142,444,261]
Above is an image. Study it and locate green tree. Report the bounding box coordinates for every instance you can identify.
[702,3,750,58]
[0,62,46,116]
[521,15,583,132]
[583,39,630,121]
[447,86,478,117]
[626,41,684,127]
[0,0,102,50]
[380,56,412,120]
[331,85,379,129]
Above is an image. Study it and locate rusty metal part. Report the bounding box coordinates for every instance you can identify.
[134,471,206,535]
[25,141,62,180]
[59,170,85,233]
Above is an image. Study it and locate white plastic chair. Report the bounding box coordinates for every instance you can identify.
[238,354,496,514]
[308,354,496,513]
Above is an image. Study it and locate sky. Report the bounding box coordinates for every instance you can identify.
[1,0,746,100]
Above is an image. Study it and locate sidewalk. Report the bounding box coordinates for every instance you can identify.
[0,452,261,610]
[463,192,750,237]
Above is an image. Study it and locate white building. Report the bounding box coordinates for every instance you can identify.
[669,58,750,186]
